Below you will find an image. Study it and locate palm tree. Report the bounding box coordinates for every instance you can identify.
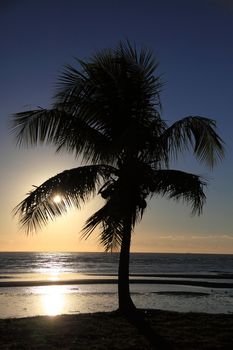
[11,41,224,314]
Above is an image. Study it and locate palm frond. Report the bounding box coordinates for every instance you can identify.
[162,117,225,168]
[14,165,117,233]
[52,41,163,158]
[117,40,159,77]
[116,40,163,107]
[11,108,65,147]
[82,202,123,252]
[10,108,113,163]
[151,169,207,215]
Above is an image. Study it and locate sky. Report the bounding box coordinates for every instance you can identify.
[0,0,232,253]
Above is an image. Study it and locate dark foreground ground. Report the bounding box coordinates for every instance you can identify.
[0,309,232,349]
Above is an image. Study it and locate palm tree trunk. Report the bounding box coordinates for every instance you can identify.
[118,215,137,314]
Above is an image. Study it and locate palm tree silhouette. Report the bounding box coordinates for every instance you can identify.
[11,41,224,314]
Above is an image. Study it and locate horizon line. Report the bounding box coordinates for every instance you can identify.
[0,250,232,255]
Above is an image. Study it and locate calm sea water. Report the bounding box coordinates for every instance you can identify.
[1,252,233,275]
[0,252,233,318]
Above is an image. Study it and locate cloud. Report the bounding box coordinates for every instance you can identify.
[159,234,233,240]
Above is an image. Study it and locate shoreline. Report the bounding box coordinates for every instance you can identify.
[87,272,233,279]
[0,277,233,288]
[0,309,232,349]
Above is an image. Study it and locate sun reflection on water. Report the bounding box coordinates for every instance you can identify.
[48,270,60,281]
[41,286,65,316]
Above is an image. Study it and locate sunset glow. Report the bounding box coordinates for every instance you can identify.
[41,286,65,316]
[0,1,232,254]
[53,195,62,204]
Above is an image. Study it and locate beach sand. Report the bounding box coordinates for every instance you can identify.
[0,309,232,349]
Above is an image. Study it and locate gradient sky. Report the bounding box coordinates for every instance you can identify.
[0,0,232,253]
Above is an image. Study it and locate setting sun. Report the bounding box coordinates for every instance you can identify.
[53,194,62,203]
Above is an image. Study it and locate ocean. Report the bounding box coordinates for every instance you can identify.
[0,252,233,318]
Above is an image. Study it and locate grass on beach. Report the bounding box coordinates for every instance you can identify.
[0,309,232,349]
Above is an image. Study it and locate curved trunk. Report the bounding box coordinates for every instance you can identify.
[118,215,137,313]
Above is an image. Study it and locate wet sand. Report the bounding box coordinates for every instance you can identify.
[0,309,232,349]
[87,273,233,279]
[0,278,233,288]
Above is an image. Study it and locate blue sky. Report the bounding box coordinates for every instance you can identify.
[0,0,232,252]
